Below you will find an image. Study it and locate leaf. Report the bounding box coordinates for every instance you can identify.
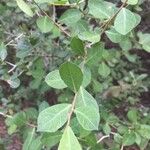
[59,62,83,92]
[98,62,111,78]
[81,66,91,87]
[28,136,42,150]
[7,77,20,89]
[58,126,82,150]
[88,0,116,20]
[16,0,33,17]
[37,104,71,132]
[122,131,136,146]
[78,31,100,43]
[103,123,111,135]
[0,43,7,61]
[75,106,100,131]
[70,37,85,55]
[127,109,137,123]
[138,124,150,139]
[41,132,62,148]
[114,8,139,35]
[45,70,67,89]
[138,32,150,52]
[75,87,99,111]
[121,0,138,5]
[105,27,126,43]
[86,43,104,66]
[23,128,35,150]
[34,0,57,4]
[59,9,82,26]
[36,16,54,33]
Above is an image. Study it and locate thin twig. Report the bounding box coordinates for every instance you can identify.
[5,33,24,46]
[97,135,110,143]
[121,145,124,150]
[66,93,78,127]
[33,1,71,37]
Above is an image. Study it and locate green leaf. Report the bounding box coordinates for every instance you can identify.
[58,126,82,150]
[0,43,7,61]
[35,0,68,4]
[23,128,35,150]
[45,70,67,89]
[138,32,150,52]
[81,66,91,87]
[138,124,150,139]
[98,62,111,78]
[105,27,125,43]
[75,87,99,111]
[114,8,139,35]
[78,31,100,43]
[103,123,111,135]
[122,131,136,146]
[121,0,138,5]
[37,104,71,132]
[70,37,85,55]
[41,132,62,148]
[59,62,83,92]
[75,106,100,131]
[16,0,33,17]
[86,43,104,66]
[89,0,116,20]
[36,16,54,33]
[127,109,137,123]
[59,9,82,26]
[28,137,42,150]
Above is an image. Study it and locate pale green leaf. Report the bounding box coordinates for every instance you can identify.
[127,109,137,123]
[16,0,33,17]
[59,9,82,26]
[114,8,139,35]
[138,32,150,52]
[0,43,7,61]
[45,70,67,89]
[138,124,150,139]
[89,0,116,20]
[59,62,83,92]
[122,0,138,5]
[78,31,100,43]
[75,106,100,131]
[75,87,99,111]
[58,126,82,150]
[123,131,136,146]
[36,16,54,33]
[81,66,91,87]
[23,128,35,150]
[98,62,111,78]
[105,27,126,43]
[37,104,71,132]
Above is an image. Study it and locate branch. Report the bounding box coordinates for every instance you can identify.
[97,135,110,143]
[33,1,71,37]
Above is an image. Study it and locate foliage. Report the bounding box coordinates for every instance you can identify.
[0,0,150,150]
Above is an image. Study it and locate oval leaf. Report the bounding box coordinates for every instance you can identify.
[37,104,71,132]
[75,106,100,131]
[114,8,138,35]
[45,70,67,89]
[59,62,83,92]
[58,126,82,150]
[16,0,33,17]
[36,16,54,33]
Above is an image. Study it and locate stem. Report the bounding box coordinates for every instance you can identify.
[33,1,71,37]
[66,93,78,127]
[101,0,128,35]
